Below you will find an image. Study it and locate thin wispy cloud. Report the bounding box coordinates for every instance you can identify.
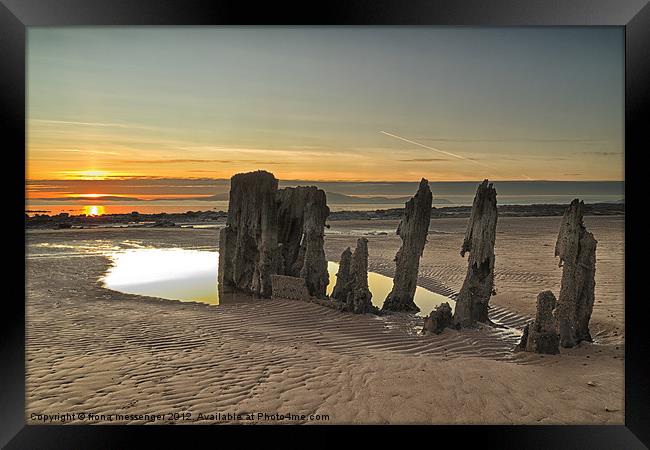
[416,137,616,144]
[117,159,235,165]
[398,158,449,162]
[176,146,341,159]
[585,151,623,156]
[47,148,121,156]
[31,119,158,131]
[116,159,283,165]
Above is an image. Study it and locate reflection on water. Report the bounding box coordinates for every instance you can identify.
[103,248,453,315]
[326,262,453,317]
[103,248,220,304]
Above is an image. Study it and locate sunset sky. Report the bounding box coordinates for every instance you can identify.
[27,27,623,201]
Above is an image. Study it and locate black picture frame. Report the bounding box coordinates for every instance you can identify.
[2,0,648,447]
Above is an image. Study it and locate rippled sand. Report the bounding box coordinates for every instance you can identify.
[25,216,624,424]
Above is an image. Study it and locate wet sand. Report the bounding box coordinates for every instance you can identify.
[25,215,624,424]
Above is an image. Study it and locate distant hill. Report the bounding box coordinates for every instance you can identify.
[191,191,451,205]
[325,192,409,204]
[192,192,230,201]
[326,192,451,205]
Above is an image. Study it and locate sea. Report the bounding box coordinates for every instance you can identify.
[25,180,624,216]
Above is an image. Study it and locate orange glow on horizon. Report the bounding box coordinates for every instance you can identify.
[54,170,136,180]
[73,193,107,198]
[25,192,220,201]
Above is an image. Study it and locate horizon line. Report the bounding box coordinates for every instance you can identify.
[25,177,625,183]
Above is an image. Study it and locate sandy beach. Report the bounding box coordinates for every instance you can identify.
[25,215,624,425]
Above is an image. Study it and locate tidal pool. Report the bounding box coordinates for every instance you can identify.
[102,248,453,316]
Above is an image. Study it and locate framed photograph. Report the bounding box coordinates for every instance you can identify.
[3,0,648,447]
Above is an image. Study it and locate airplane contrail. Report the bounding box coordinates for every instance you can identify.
[380,130,533,180]
[379,130,491,168]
